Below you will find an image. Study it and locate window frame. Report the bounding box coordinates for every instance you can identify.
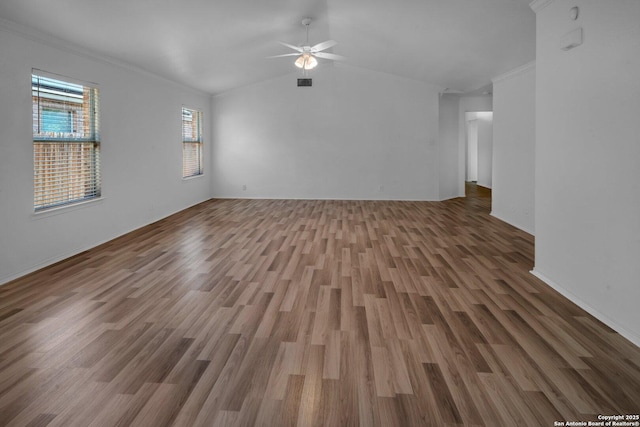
[181,106,204,178]
[32,70,101,212]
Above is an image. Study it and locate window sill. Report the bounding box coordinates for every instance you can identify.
[31,197,105,220]
[182,174,205,182]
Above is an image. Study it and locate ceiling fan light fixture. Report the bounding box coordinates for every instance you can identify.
[295,53,317,70]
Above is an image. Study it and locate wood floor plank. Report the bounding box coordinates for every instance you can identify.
[1,184,638,426]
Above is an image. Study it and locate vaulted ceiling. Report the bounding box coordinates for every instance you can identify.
[0,0,535,95]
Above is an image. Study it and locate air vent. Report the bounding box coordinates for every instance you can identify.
[297,78,312,87]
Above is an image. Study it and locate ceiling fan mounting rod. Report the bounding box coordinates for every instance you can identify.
[302,18,311,46]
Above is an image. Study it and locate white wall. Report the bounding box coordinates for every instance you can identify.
[531,0,640,345]
[0,24,212,285]
[211,65,440,200]
[491,62,535,234]
[438,94,460,200]
[466,119,479,181]
[477,115,493,188]
[458,95,493,195]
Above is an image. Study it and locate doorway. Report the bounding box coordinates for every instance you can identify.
[465,111,493,192]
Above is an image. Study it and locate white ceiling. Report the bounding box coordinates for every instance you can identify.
[0,0,535,95]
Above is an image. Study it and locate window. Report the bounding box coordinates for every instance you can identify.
[32,71,100,211]
[41,109,73,133]
[182,107,203,178]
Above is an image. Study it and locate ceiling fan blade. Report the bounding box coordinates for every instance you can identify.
[278,41,303,52]
[314,52,346,61]
[267,53,302,58]
[311,40,338,52]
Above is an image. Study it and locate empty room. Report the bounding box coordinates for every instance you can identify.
[0,0,639,426]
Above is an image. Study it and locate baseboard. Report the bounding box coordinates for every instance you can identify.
[439,193,465,202]
[210,195,440,202]
[0,245,100,286]
[0,198,211,287]
[490,211,534,235]
[530,269,640,348]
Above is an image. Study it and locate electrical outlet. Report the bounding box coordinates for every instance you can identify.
[379,185,384,192]
[242,185,247,191]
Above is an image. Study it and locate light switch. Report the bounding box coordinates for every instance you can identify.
[561,27,583,51]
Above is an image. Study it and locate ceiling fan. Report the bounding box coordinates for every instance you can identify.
[270,18,345,70]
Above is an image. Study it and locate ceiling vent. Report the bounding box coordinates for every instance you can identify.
[297,78,312,87]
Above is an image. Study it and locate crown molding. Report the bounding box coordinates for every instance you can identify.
[492,60,536,84]
[530,0,555,13]
[0,17,207,97]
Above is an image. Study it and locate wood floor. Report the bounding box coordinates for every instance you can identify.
[1,186,639,426]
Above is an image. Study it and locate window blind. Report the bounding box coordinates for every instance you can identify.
[182,107,203,178]
[32,71,100,211]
